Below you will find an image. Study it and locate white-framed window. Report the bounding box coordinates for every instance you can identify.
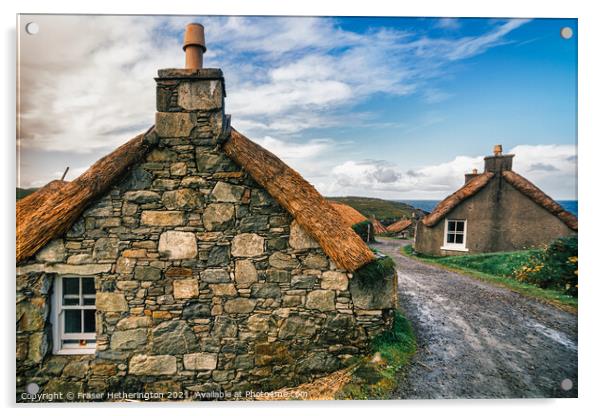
[441,219,468,252]
[51,276,97,354]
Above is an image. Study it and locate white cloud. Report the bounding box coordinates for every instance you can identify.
[326,144,576,200]
[445,19,530,61]
[219,17,529,138]
[18,15,532,189]
[253,136,335,159]
[435,18,461,30]
[19,16,529,153]
[19,15,180,153]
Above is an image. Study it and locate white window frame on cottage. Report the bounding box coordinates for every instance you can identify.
[51,276,97,355]
[441,219,469,252]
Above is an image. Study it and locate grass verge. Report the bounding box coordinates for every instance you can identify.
[336,310,417,399]
[401,245,577,313]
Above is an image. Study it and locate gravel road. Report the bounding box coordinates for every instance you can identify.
[375,238,578,399]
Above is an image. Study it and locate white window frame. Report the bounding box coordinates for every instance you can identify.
[51,276,97,355]
[441,219,469,252]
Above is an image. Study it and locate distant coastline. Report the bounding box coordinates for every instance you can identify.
[397,200,578,217]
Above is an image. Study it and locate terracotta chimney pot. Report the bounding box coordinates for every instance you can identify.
[472,168,478,174]
[493,144,503,156]
[183,23,206,69]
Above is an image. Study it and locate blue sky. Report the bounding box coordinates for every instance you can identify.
[18,15,577,199]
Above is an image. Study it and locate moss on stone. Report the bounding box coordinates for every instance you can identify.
[354,256,396,284]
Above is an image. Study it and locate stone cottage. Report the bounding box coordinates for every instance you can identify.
[386,219,413,239]
[414,145,577,256]
[16,24,397,401]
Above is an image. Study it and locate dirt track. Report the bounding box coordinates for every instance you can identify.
[375,238,577,399]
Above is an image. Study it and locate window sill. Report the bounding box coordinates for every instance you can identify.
[440,245,469,252]
[53,348,96,355]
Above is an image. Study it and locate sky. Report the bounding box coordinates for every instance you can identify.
[17,15,577,200]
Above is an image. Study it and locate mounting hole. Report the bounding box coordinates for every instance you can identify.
[25,22,39,35]
[560,27,573,40]
[26,382,40,395]
[560,378,573,391]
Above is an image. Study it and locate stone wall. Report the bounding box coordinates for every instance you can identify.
[16,68,395,401]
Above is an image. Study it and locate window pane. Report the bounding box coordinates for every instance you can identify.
[63,278,79,296]
[456,234,464,244]
[83,310,96,333]
[82,278,95,295]
[448,221,456,232]
[456,221,465,232]
[63,296,80,306]
[83,296,95,306]
[447,233,454,243]
[64,310,82,333]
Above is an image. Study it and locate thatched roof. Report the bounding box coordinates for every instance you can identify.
[17,180,68,211]
[422,170,578,231]
[17,128,157,263]
[224,128,375,271]
[422,172,495,227]
[17,126,375,272]
[502,170,578,231]
[329,202,367,227]
[387,219,412,233]
[370,217,388,234]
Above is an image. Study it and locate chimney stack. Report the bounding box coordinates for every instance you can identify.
[484,144,514,173]
[464,168,479,184]
[183,23,206,70]
[154,23,230,146]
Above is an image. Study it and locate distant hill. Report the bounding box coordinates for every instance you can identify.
[16,187,39,200]
[327,196,421,225]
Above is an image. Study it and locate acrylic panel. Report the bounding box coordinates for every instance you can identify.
[16,14,577,403]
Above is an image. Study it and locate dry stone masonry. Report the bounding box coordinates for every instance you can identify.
[16,65,397,401]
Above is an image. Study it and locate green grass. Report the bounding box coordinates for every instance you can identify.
[401,245,577,313]
[327,196,417,224]
[16,187,39,200]
[336,310,417,400]
[428,249,539,277]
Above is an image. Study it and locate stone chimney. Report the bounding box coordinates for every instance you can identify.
[464,168,479,184]
[484,144,514,173]
[155,23,230,146]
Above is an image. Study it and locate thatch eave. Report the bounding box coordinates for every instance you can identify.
[16,127,157,263]
[422,172,495,227]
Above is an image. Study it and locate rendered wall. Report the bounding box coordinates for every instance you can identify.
[414,178,576,256]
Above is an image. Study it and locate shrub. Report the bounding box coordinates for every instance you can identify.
[512,236,578,297]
